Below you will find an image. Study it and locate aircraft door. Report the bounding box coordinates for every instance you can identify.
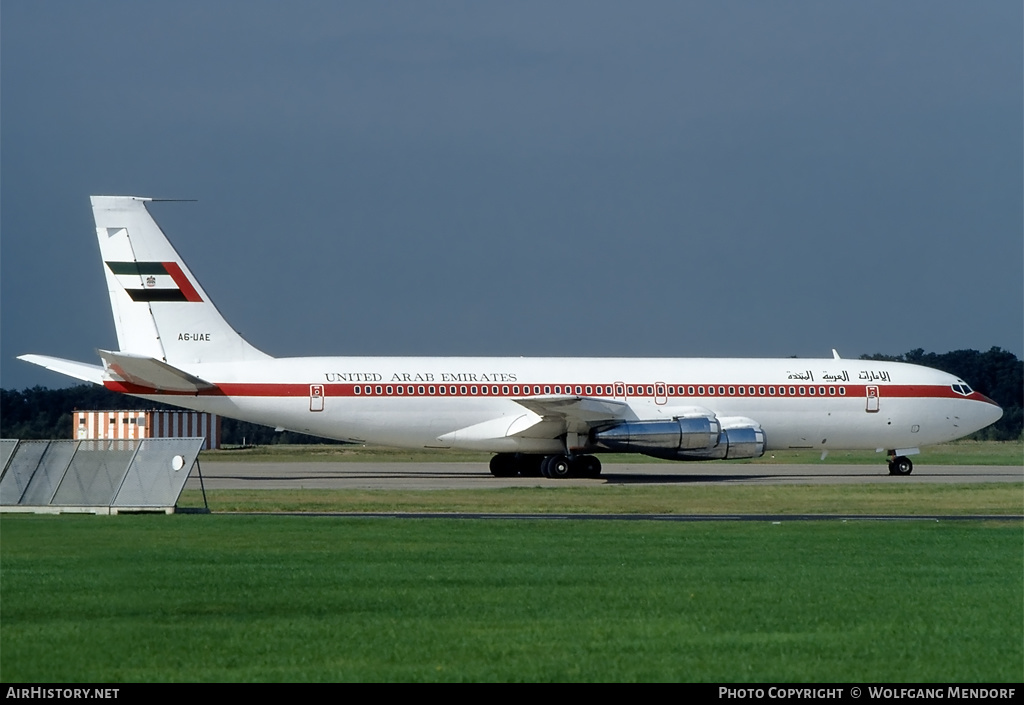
[310,384,325,412]
[865,386,879,413]
[655,382,667,405]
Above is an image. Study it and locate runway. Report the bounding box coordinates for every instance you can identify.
[186,461,1023,491]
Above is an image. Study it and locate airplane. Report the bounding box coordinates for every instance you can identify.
[19,196,1003,478]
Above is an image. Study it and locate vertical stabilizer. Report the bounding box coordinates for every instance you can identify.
[93,196,270,364]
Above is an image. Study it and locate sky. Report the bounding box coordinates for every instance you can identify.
[2,1,1021,389]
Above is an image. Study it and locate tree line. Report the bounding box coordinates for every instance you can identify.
[2,347,1021,443]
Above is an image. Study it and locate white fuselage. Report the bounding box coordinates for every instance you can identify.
[108,355,1003,455]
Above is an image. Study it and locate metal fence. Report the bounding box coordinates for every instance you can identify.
[0,438,204,514]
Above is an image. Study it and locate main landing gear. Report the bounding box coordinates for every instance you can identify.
[489,453,602,479]
[887,452,914,476]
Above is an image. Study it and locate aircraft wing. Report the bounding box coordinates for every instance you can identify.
[436,395,635,451]
[511,395,633,432]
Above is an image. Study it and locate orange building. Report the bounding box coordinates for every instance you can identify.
[73,410,221,450]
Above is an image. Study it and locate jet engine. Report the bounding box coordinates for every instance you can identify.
[592,416,721,454]
[593,416,765,461]
[675,425,764,460]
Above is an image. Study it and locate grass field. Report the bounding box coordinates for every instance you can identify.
[201,439,1024,465]
[175,483,1024,515]
[1,515,1021,682]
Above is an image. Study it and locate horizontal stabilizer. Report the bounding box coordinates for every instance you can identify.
[17,355,106,385]
[98,350,215,393]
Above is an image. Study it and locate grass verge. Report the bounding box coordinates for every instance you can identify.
[175,483,1024,515]
[1,516,1021,682]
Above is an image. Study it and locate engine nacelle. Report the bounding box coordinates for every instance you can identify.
[592,416,720,454]
[675,418,765,460]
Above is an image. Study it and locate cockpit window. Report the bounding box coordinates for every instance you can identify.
[952,383,973,396]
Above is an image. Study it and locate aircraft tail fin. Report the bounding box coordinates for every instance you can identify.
[92,196,270,365]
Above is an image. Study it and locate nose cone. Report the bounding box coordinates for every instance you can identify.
[972,393,1003,432]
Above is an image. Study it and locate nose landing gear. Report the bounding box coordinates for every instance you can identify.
[887,452,914,476]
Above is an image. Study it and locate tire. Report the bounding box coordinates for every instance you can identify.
[573,455,602,478]
[489,454,516,477]
[889,456,913,476]
[517,455,544,477]
[543,454,573,479]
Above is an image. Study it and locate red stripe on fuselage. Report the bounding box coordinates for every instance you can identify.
[102,380,990,403]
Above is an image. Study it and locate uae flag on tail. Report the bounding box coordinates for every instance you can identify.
[106,261,203,302]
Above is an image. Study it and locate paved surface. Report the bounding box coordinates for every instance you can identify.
[186,461,1024,490]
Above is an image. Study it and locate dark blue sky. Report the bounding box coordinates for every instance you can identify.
[3,1,1021,389]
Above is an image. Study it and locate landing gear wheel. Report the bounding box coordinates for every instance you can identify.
[516,455,544,477]
[888,456,913,476]
[542,454,573,479]
[572,455,602,478]
[489,454,517,477]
